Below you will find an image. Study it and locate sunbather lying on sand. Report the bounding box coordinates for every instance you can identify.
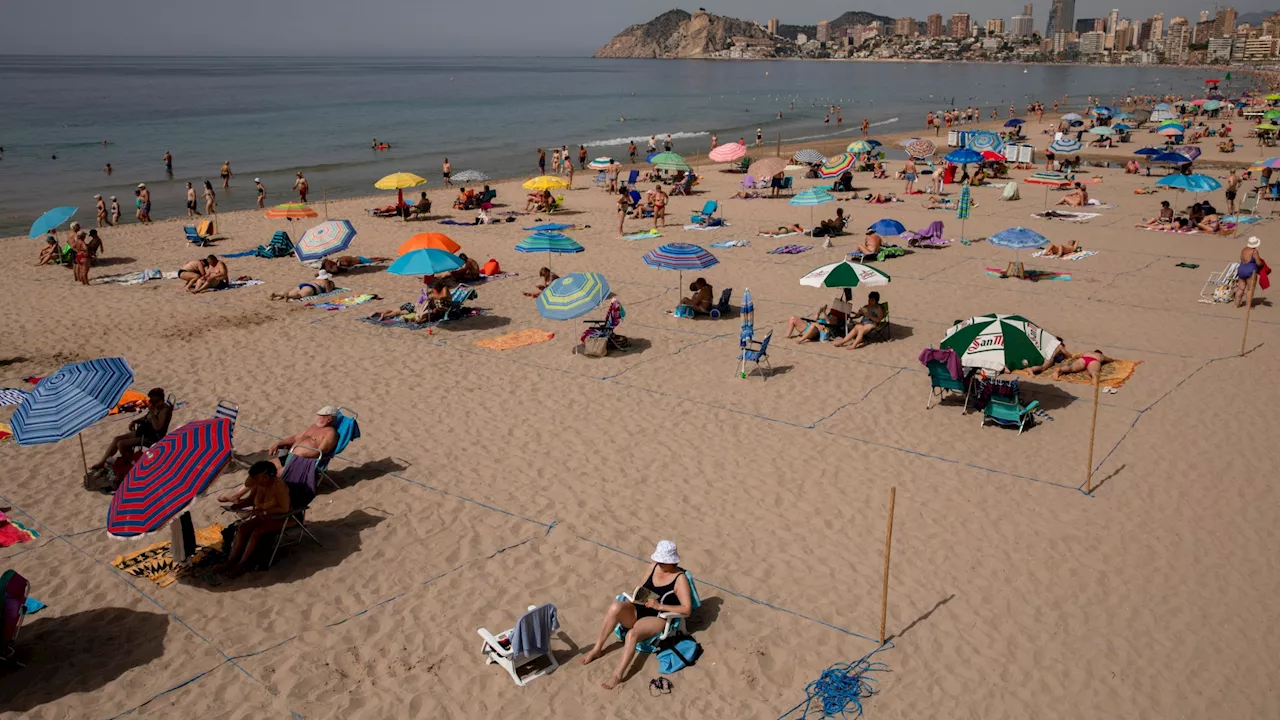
[1044,240,1080,257]
[865,192,899,203]
[1029,336,1069,375]
[1053,349,1114,381]
[269,271,335,300]
[731,189,761,199]
[581,540,693,690]
[320,255,392,273]
[758,224,804,237]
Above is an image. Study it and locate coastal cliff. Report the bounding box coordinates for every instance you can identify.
[593,9,788,59]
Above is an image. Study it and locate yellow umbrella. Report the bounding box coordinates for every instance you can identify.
[523,175,570,191]
[374,172,427,190]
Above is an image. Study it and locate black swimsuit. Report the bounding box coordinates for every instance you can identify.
[634,565,682,620]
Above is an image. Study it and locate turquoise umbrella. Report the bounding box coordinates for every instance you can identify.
[789,188,834,228]
[537,272,611,321]
[516,232,584,273]
[386,248,464,276]
[29,206,77,240]
[956,184,972,241]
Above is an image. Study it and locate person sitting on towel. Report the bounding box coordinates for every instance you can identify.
[268,406,339,462]
[680,278,713,313]
[212,460,291,577]
[833,292,884,350]
[449,253,481,283]
[580,540,694,690]
[188,254,229,293]
[1056,182,1088,207]
[854,228,883,256]
[817,207,847,235]
[90,388,171,471]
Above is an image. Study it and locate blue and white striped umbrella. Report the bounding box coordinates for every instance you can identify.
[966,131,1003,153]
[793,149,827,164]
[536,272,610,321]
[1049,137,1084,153]
[642,243,719,271]
[788,188,835,206]
[988,227,1048,250]
[11,357,134,446]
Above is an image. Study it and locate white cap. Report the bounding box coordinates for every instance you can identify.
[110,196,116,200]
[137,183,146,188]
[316,270,333,280]
[316,406,338,416]
[1247,236,1261,248]
[650,540,680,565]
[254,177,261,182]
[94,194,101,199]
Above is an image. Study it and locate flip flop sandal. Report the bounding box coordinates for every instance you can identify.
[649,677,673,696]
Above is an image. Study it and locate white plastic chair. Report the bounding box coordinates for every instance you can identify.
[1199,262,1239,304]
[477,604,561,686]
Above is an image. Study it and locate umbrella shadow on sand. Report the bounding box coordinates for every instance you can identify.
[0,607,169,714]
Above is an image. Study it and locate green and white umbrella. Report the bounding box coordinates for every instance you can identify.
[799,261,890,289]
[941,314,1061,372]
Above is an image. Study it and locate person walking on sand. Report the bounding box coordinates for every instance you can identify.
[755,128,762,146]
[70,231,90,285]
[617,187,630,236]
[203,180,217,215]
[652,185,667,229]
[861,118,869,137]
[185,182,201,217]
[1225,169,1240,214]
[255,177,266,208]
[710,134,717,152]
[564,156,574,188]
[95,194,111,227]
[578,145,587,169]
[537,148,545,174]
[1235,237,1265,308]
[293,172,309,202]
[110,195,121,225]
[551,147,561,175]
[628,141,637,163]
[220,160,232,188]
[903,157,917,195]
[442,158,452,187]
[163,150,172,175]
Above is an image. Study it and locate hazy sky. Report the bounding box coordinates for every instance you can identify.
[3,1,1274,56]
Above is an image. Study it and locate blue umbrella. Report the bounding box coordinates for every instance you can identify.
[868,218,905,236]
[945,148,983,165]
[386,248,464,276]
[28,206,77,240]
[988,227,1048,250]
[523,222,574,232]
[1112,111,1134,119]
[536,272,610,321]
[1049,137,1083,153]
[739,287,754,377]
[1133,147,1163,156]
[1113,123,1132,132]
[1156,174,1222,193]
[1004,119,1025,127]
[515,232,584,254]
[11,357,135,473]
[1151,152,1192,164]
[1154,103,1171,110]
[1061,113,1083,121]
[643,242,718,289]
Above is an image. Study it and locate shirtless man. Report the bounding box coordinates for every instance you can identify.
[162,150,173,175]
[442,158,452,187]
[92,388,172,471]
[861,118,870,137]
[293,172,309,202]
[854,229,882,256]
[185,182,201,217]
[1224,169,1240,214]
[211,460,291,577]
[652,185,667,229]
[95,194,112,227]
[903,157,917,194]
[220,160,233,188]
[269,407,340,462]
[188,254,228,293]
[139,183,151,222]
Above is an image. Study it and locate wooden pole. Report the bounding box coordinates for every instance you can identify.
[776,133,781,158]
[1085,371,1101,494]
[323,186,329,220]
[1240,276,1257,356]
[878,486,897,645]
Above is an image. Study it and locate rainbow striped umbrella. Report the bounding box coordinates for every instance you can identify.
[819,152,856,178]
[905,139,936,158]
[106,418,233,538]
[264,203,318,220]
[295,219,356,262]
[1251,157,1280,169]
[537,272,610,321]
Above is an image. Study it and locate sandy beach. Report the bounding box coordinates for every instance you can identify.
[2,111,1279,719]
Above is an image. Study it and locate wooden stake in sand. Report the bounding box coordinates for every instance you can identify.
[323,186,329,221]
[775,133,781,158]
[879,486,896,645]
[1085,371,1101,494]
[1240,276,1257,356]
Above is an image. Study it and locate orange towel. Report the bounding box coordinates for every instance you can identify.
[474,329,555,351]
[1012,357,1141,389]
[109,389,149,415]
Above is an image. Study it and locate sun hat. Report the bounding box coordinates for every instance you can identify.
[650,540,680,565]
[94,194,101,199]
[1247,236,1261,248]
[316,270,334,280]
[110,196,116,200]
[316,406,338,416]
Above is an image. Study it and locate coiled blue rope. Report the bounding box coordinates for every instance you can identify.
[779,643,892,720]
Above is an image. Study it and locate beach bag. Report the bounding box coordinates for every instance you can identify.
[656,633,703,675]
[582,336,609,357]
[481,258,500,276]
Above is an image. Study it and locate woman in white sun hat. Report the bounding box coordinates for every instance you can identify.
[1236,237,1265,308]
[580,539,693,690]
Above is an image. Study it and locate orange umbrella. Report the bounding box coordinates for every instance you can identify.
[263,203,318,220]
[397,232,460,255]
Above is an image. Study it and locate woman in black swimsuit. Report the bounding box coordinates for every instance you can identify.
[581,540,693,689]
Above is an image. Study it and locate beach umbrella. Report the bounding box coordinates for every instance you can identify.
[1265,109,1280,119]
[1068,120,1085,127]
[525,222,574,232]
[642,242,718,289]
[1089,126,1116,136]
[398,232,460,255]
[941,314,1061,372]
[28,206,77,240]
[386,248,464,276]
[374,172,426,191]
[523,175,570,192]
[1049,137,1084,154]
[1133,147,1163,156]
[738,287,755,378]
[868,218,905,236]
[818,153,856,178]
[789,188,835,228]
[1113,123,1132,132]
[1173,146,1201,161]
[264,203,318,220]
[1255,123,1279,132]
[956,183,972,240]
[1025,172,1072,187]
[749,156,789,181]
[295,219,356,262]
[1267,93,1280,101]
[799,261,890,298]
[1061,113,1083,121]
[1251,157,1280,169]
[793,149,827,164]
[649,152,690,171]
[106,418,233,538]
[536,272,610,321]
[846,140,881,154]
[989,227,1047,250]
[1156,174,1222,193]
[517,232,583,273]
[905,139,936,158]
[1157,127,1184,137]
[980,150,1005,162]
[1091,106,1112,117]
[1203,100,1222,111]
[1150,152,1192,165]
[966,131,1003,153]
[1131,109,1152,123]
[1004,118,1025,127]
[1151,109,1178,122]
[1112,111,1133,119]
[587,157,615,170]
[1154,103,1171,110]
[452,169,489,183]
[945,148,983,165]
[708,143,747,163]
[10,357,134,474]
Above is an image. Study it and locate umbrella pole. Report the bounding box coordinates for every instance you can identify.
[878,486,896,645]
[1241,275,1258,356]
[1085,371,1100,494]
[78,434,89,479]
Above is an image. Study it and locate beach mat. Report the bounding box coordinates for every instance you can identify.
[1030,249,1099,261]
[0,388,27,407]
[475,329,555,351]
[623,229,662,241]
[985,267,1072,281]
[111,523,225,588]
[768,244,812,254]
[1013,357,1142,389]
[359,316,432,331]
[1032,211,1100,222]
[306,293,378,311]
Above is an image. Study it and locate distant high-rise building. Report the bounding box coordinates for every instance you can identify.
[1199,10,1211,23]
[817,19,831,43]
[1215,7,1237,37]
[1080,30,1106,54]
[1046,0,1076,38]
[1107,8,1119,34]
[1052,29,1070,53]
[1263,13,1280,39]
[1193,19,1214,45]
[1111,17,1131,49]
[986,18,1005,34]
[894,17,917,36]
[1151,13,1164,41]
[1011,12,1034,37]
[926,13,944,37]
[1075,18,1096,34]
[767,18,779,35]
[1025,4,1034,16]
[1166,17,1191,63]
[1207,35,1233,60]
[949,13,971,39]
[1138,18,1153,48]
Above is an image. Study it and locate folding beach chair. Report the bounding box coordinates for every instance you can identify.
[780,176,795,196]
[613,572,702,654]
[982,393,1039,434]
[924,358,971,411]
[868,301,891,342]
[671,174,696,196]
[904,221,949,247]
[690,200,718,224]
[1199,263,1239,303]
[593,171,607,187]
[292,408,361,491]
[213,399,244,469]
[625,170,640,188]
[478,603,562,686]
[184,225,211,247]
[1,569,30,667]
[737,331,773,380]
[578,299,629,356]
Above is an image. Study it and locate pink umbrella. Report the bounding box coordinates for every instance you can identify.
[1190,99,1206,106]
[1158,127,1184,136]
[709,143,747,163]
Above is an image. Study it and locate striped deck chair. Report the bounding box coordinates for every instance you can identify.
[214,400,245,469]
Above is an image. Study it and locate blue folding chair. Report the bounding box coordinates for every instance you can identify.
[184,226,211,247]
[625,170,640,188]
[690,200,718,224]
[738,331,773,380]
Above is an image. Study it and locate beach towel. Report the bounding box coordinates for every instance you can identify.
[0,422,11,443]
[1221,215,1262,225]
[623,229,663,241]
[306,293,378,311]
[219,279,265,290]
[0,511,38,547]
[985,267,1072,281]
[359,316,433,331]
[23,597,45,615]
[1030,249,1097,261]
[0,389,26,407]
[286,286,349,302]
[768,244,812,254]
[108,389,150,415]
[510,603,560,659]
[683,223,728,231]
[1138,226,1200,235]
[473,272,518,282]
[1084,200,1115,209]
[474,329,556,351]
[220,249,260,258]
[111,523,225,587]
[709,239,751,248]
[1032,211,1100,222]
[757,231,802,239]
[1013,357,1142,389]
[90,269,172,285]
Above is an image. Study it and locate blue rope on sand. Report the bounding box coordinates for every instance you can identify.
[779,643,893,720]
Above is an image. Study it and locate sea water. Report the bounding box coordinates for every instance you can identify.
[0,56,1210,236]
